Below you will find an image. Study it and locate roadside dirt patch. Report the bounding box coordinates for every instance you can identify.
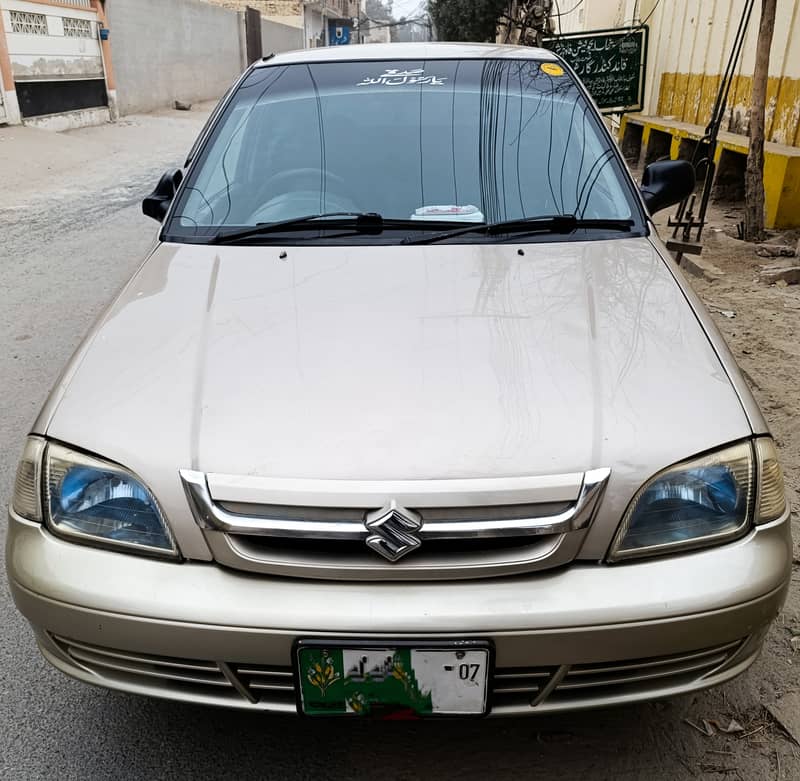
[652,202,800,779]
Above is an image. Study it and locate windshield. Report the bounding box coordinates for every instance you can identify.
[166,59,643,243]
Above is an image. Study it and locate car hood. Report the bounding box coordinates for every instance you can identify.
[42,238,752,557]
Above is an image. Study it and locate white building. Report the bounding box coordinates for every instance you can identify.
[0,0,115,128]
[303,1,359,47]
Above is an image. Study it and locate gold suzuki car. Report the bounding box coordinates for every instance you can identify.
[7,43,791,718]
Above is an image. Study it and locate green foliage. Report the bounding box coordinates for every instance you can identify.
[428,0,508,42]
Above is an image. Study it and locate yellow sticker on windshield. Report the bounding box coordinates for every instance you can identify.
[541,63,565,77]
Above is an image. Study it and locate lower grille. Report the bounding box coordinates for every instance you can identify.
[50,635,296,711]
[491,639,744,712]
[49,635,745,714]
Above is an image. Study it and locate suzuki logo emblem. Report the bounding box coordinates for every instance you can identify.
[365,501,423,562]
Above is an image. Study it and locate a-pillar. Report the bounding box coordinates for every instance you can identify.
[0,5,22,125]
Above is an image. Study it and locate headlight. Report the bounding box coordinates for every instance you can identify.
[609,441,754,561]
[44,443,178,558]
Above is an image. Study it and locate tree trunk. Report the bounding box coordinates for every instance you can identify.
[744,0,777,242]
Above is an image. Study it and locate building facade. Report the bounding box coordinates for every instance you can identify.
[201,0,303,29]
[206,0,301,11]
[201,0,361,48]
[0,0,115,128]
[303,1,358,48]
[0,0,308,128]
[642,0,800,146]
[550,0,800,147]
[564,0,800,228]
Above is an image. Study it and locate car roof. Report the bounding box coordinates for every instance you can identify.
[258,42,560,68]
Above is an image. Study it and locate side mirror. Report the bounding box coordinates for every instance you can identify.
[639,160,695,215]
[142,169,183,222]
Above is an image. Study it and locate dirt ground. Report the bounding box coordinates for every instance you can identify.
[648,200,800,780]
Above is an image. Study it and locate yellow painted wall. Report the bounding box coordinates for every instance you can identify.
[640,0,800,148]
[656,73,800,147]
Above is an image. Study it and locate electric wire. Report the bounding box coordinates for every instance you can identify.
[545,76,561,212]
[550,0,584,18]
[638,0,662,29]
[575,148,615,216]
[514,64,525,218]
[553,0,563,36]
[418,59,426,210]
[450,60,461,205]
[500,62,512,219]
[559,94,583,214]
[218,66,287,226]
[306,64,327,214]
[573,104,591,208]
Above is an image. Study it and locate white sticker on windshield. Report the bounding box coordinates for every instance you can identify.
[357,69,448,87]
[412,205,485,223]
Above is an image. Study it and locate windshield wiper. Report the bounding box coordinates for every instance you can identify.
[401,215,635,246]
[212,212,385,244]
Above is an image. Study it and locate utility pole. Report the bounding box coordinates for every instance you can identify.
[509,1,553,47]
[744,0,777,241]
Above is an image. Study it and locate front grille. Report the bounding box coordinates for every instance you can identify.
[49,635,744,714]
[181,468,611,580]
[222,530,566,580]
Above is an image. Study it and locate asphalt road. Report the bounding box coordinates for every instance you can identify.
[0,111,790,781]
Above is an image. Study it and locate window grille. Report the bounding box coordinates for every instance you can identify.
[9,11,48,35]
[63,17,94,38]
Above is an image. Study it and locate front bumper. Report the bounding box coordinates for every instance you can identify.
[7,509,793,715]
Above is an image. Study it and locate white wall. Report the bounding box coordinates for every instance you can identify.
[107,0,244,115]
[550,1,644,37]
[583,0,638,29]
[261,17,303,55]
[304,7,325,47]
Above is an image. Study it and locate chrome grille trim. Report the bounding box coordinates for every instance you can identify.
[531,664,570,706]
[53,636,229,687]
[494,670,551,680]
[236,667,294,677]
[218,660,258,703]
[180,468,611,541]
[490,639,745,710]
[564,640,741,677]
[205,471,586,508]
[556,655,732,690]
[59,637,221,672]
[248,681,295,692]
[65,654,230,687]
[50,635,297,709]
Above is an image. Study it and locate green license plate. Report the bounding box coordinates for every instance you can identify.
[296,643,490,717]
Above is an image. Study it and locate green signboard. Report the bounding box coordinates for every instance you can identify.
[545,27,649,114]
